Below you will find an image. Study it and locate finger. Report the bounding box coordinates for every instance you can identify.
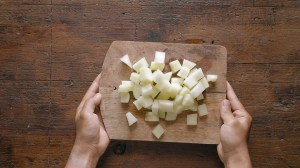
[226,81,245,111]
[97,110,106,128]
[217,143,224,163]
[77,74,101,113]
[220,99,235,124]
[233,109,251,118]
[80,93,102,117]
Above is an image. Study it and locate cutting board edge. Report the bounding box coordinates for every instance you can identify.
[110,40,228,53]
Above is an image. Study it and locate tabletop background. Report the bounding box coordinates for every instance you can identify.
[0,0,299,167]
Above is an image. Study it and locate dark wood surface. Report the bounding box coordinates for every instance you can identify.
[0,0,299,167]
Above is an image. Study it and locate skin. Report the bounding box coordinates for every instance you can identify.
[66,74,110,168]
[66,75,252,168]
[217,82,252,168]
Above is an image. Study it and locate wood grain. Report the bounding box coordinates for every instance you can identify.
[0,0,299,167]
[99,41,226,144]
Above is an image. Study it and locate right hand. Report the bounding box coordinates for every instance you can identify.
[217,82,252,168]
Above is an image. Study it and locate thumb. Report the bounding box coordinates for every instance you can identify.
[93,93,102,106]
[220,99,234,124]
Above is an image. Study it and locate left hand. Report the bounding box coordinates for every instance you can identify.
[66,74,110,168]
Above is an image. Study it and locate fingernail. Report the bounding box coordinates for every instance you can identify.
[223,100,230,107]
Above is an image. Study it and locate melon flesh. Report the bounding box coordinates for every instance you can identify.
[183,59,196,70]
[132,57,149,72]
[207,74,218,82]
[187,113,197,125]
[120,54,132,68]
[145,112,159,122]
[154,51,166,63]
[126,112,137,126]
[169,60,181,73]
[198,104,208,116]
[120,92,130,103]
[119,53,217,136]
[177,66,190,79]
[165,112,177,121]
[152,124,165,139]
[130,72,140,85]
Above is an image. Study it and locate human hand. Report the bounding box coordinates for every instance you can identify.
[217,82,252,168]
[66,74,110,168]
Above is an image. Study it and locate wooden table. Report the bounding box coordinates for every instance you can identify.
[0,1,299,167]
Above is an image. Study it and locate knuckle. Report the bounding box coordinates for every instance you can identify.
[228,119,238,126]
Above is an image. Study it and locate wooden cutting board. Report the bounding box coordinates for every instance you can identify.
[99,41,227,144]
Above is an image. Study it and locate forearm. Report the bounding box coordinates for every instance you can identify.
[66,142,100,168]
[225,147,252,168]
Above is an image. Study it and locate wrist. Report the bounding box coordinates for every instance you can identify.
[224,144,252,168]
[66,141,100,168]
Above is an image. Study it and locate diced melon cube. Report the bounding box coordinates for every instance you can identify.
[152,99,159,115]
[207,74,218,82]
[171,77,183,85]
[168,83,182,98]
[140,96,153,108]
[166,83,181,99]
[182,94,194,107]
[118,83,133,92]
[150,62,165,71]
[133,85,141,99]
[196,94,204,101]
[120,92,130,103]
[200,77,209,89]
[153,69,165,84]
[132,57,149,72]
[179,86,190,95]
[165,112,177,121]
[156,91,170,100]
[130,72,140,85]
[120,54,132,68]
[190,82,205,99]
[141,84,152,96]
[140,67,153,84]
[145,105,152,110]
[177,66,190,79]
[187,113,198,126]
[145,112,159,122]
[121,80,133,85]
[198,104,208,116]
[182,105,190,111]
[158,111,166,119]
[152,124,165,139]
[174,105,184,114]
[154,51,166,64]
[182,59,196,70]
[133,97,143,110]
[189,68,204,80]
[155,79,172,92]
[159,100,174,113]
[164,72,172,82]
[169,60,182,73]
[183,76,198,89]
[174,94,184,105]
[126,112,137,126]
[152,86,160,98]
[189,100,198,112]
[188,68,197,76]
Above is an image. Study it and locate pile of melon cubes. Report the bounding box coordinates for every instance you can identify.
[118,51,217,139]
